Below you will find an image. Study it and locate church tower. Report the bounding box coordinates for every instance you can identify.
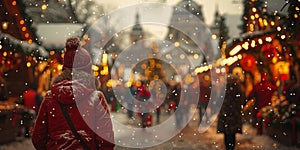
[130,13,144,44]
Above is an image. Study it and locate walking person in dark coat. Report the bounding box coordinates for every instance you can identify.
[217,74,245,150]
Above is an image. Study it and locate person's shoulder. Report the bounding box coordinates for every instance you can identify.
[92,90,105,98]
[42,90,55,103]
[89,90,106,103]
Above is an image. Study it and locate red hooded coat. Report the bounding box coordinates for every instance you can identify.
[32,79,114,150]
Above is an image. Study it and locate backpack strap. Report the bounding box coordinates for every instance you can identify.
[58,102,91,150]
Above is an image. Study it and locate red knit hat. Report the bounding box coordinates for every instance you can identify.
[63,38,92,73]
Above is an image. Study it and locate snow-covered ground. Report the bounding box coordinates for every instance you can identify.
[1,109,299,150]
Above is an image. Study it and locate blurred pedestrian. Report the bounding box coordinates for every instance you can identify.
[171,83,182,129]
[198,78,211,124]
[286,62,300,105]
[247,72,276,135]
[136,81,151,128]
[22,83,41,137]
[32,38,115,150]
[217,74,245,150]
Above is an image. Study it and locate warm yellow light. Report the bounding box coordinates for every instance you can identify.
[2,22,8,30]
[27,39,32,44]
[249,24,254,32]
[296,7,299,11]
[41,4,47,10]
[262,7,267,12]
[22,27,27,31]
[277,61,289,74]
[100,66,109,75]
[271,21,275,26]
[49,51,55,55]
[83,34,89,40]
[0,45,2,50]
[229,45,242,56]
[281,35,286,40]
[12,1,17,6]
[294,14,298,19]
[195,67,202,73]
[106,80,112,87]
[102,53,108,66]
[242,42,249,50]
[221,67,226,73]
[80,41,86,46]
[19,20,24,25]
[259,18,264,27]
[272,56,277,63]
[263,19,268,26]
[57,64,63,71]
[252,7,257,12]
[211,34,217,39]
[251,40,256,47]
[94,71,99,77]
[3,52,7,57]
[237,54,242,59]
[26,62,31,67]
[250,15,255,20]
[255,13,259,18]
[125,81,132,87]
[25,33,29,38]
[277,26,281,31]
[265,37,272,42]
[220,59,227,66]
[180,54,185,59]
[166,54,172,59]
[194,54,199,59]
[258,39,263,44]
[92,65,99,71]
[174,42,180,47]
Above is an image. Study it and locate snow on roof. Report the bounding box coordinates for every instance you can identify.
[36,23,83,49]
[0,30,49,58]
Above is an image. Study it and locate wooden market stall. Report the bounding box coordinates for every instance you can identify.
[225,0,300,146]
[0,0,48,143]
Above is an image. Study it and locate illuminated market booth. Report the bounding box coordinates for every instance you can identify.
[224,0,300,146]
[0,0,49,143]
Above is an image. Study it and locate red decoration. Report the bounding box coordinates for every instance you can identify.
[280,74,289,81]
[240,54,256,71]
[262,44,276,61]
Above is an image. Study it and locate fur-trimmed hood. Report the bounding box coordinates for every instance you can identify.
[50,69,100,105]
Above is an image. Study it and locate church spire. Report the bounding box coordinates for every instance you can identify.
[130,11,144,44]
[135,13,140,25]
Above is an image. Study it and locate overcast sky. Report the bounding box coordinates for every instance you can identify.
[96,0,244,25]
[37,0,288,47]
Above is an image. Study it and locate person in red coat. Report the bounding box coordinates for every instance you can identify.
[247,72,277,135]
[136,81,151,128]
[23,83,39,112]
[32,38,115,150]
